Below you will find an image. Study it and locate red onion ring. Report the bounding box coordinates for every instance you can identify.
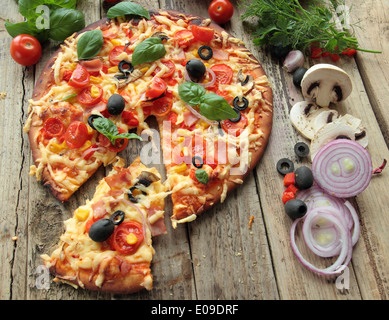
[312,139,372,198]
[184,67,216,88]
[185,104,218,126]
[290,207,353,276]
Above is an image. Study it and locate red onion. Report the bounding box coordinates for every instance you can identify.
[185,104,218,126]
[184,67,216,88]
[290,207,353,276]
[312,139,372,198]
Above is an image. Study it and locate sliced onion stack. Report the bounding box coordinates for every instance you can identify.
[312,139,372,198]
[290,207,353,276]
[290,185,360,276]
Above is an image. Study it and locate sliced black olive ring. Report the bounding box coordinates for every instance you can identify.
[294,142,310,158]
[229,108,241,123]
[192,156,204,169]
[276,158,295,175]
[110,210,125,225]
[88,210,126,242]
[233,96,249,111]
[118,59,134,75]
[87,114,102,130]
[198,45,213,60]
[128,185,148,203]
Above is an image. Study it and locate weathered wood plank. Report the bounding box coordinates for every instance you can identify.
[346,0,389,146]
[0,0,36,300]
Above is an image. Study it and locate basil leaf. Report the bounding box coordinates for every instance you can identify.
[131,37,166,66]
[195,169,209,184]
[199,93,238,121]
[18,0,76,18]
[77,29,103,60]
[178,82,206,106]
[106,1,150,20]
[5,20,36,37]
[49,8,85,41]
[93,117,142,145]
[116,133,142,141]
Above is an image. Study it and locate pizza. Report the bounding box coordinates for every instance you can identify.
[41,157,168,293]
[25,10,272,232]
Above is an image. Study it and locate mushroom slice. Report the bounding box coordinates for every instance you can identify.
[310,122,356,160]
[237,69,254,95]
[114,69,143,89]
[136,171,160,187]
[301,64,353,107]
[151,31,169,41]
[335,114,368,148]
[290,101,338,140]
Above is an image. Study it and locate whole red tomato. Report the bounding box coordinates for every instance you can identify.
[208,0,234,25]
[10,34,42,66]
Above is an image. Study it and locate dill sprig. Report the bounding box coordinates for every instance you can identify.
[241,0,380,54]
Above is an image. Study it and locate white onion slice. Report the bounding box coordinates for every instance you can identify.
[312,139,372,198]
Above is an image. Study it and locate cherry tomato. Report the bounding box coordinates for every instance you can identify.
[145,76,167,100]
[77,85,103,106]
[210,64,233,84]
[10,34,42,66]
[153,60,176,78]
[191,25,215,42]
[208,0,234,25]
[221,113,248,137]
[44,117,65,139]
[121,110,139,127]
[150,90,173,117]
[173,30,194,48]
[62,69,73,82]
[64,121,89,149]
[69,64,90,88]
[167,112,178,125]
[109,45,133,65]
[99,126,129,152]
[109,221,144,255]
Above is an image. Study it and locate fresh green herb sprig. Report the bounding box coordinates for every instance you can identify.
[241,0,380,55]
[178,82,238,122]
[93,117,142,145]
[5,0,85,43]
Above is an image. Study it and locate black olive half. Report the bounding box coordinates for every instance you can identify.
[186,59,206,82]
[88,210,125,242]
[107,94,126,115]
[294,166,314,190]
[192,156,204,169]
[232,96,249,111]
[293,67,307,89]
[198,45,213,60]
[276,158,294,175]
[118,60,134,75]
[284,199,307,220]
[88,114,102,130]
[294,142,310,158]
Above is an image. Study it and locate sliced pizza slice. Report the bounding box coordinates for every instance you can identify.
[41,157,168,294]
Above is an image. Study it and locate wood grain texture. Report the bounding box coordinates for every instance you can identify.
[1,0,389,300]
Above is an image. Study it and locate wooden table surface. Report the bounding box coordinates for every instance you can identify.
[1,0,389,300]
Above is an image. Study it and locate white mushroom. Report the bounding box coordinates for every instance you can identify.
[335,114,368,148]
[290,101,339,140]
[310,122,356,160]
[301,64,353,107]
